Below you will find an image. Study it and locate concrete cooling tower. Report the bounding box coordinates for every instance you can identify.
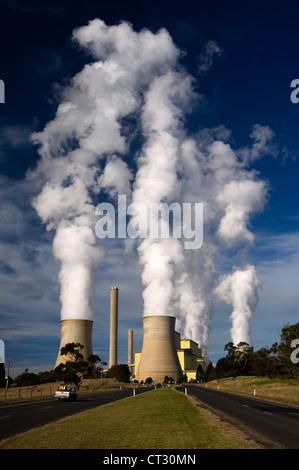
[55,319,93,368]
[136,315,183,383]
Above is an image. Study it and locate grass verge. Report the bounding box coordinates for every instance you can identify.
[0,386,263,449]
[203,376,299,406]
[0,379,134,404]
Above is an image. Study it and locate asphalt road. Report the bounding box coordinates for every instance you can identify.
[177,385,299,449]
[0,386,153,441]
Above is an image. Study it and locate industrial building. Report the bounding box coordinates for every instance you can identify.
[135,319,205,383]
[135,315,183,383]
[55,319,93,368]
[54,286,205,384]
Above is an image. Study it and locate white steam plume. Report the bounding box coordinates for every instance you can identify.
[27,19,182,321]
[177,123,273,354]
[27,19,276,357]
[198,40,223,75]
[214,264,263,346]
[132,70,196,318]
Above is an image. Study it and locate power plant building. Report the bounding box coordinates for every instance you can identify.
[176,334,205,381]
[135,315,183,383]
[55,319,93,368]
[53,285,205,384]
[135,315,205,383]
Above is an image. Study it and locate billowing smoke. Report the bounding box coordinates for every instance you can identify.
[28,19,274,356]
[132,70,196,318]
[214,264,263,346]
[28,19,182,321]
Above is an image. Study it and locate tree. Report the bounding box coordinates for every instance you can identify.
[234,342,254,376]
[60,342,84,361]
[269,322,299,377]
[214,357,235,379]
[88,354,102,366]
[202,362,215,382]
[176,374,187,384]
[15,368,38,387]
[196,364,204,382]
[163,376,174,384]
[224,342,235,356]
[250,347,271,376]
[55,362,84,388]
[84,354,102,378]
[145,377,153,384]
[106,364,130,382]
[54,342,89,388]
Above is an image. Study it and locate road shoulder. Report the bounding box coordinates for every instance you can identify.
[184,392,267,449]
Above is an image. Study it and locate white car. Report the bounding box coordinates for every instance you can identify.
[55,386,77,401]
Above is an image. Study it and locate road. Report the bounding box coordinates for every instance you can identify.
[0,386,153,441]
[177,385,299,449]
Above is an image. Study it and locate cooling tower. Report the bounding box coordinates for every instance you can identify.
[128,329,133,372]
[55,319,93,368]
[136,315,183,383]
[109,286,118,368]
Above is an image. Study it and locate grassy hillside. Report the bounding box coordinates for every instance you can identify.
[202,376,299,406]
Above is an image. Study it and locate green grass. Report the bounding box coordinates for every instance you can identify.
[205,376,299,405]
[0,387,248,449]
[0,378,133,404]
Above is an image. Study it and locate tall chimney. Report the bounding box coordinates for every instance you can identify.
[109,286,118,368]
[136,315,182,383]
[55,319,93,368]
[128,329,133,372]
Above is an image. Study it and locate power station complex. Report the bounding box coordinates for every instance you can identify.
[55,286,205,382]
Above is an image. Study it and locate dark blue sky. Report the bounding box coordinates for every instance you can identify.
[0,0,299,377]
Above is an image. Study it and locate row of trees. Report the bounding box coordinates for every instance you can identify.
[3,322,299,388]
[11,343,108,388]
[8,343,137,388]
[198,322,299,382]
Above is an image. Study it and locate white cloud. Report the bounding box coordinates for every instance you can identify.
[198,40,224,75]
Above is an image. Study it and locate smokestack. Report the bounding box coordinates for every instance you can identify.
[128,329,133,372]
[109,286,118,368]
[55,319,93,368]
[136,315,182,383]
